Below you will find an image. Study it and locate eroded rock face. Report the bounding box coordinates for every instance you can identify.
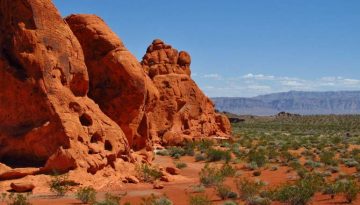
[0,0,131,174]
[142,40,231,145]
[65,15,159,152]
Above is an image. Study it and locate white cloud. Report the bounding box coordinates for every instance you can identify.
[195,72,360,97]
[242,73,275,80]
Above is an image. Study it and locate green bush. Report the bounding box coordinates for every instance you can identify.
[333,179,360,203]
[215,184,232,200]
[48,174,72,196]
[189,195,212,205]
[320,151,337,166]
[236,178,264,201]
[7,193,32,205]
[274,174,324,205]
[167,147,186,158]
[199,164,225,187]
[219,163,236,177]
[248,150,267,167]
[247,196,271,205]
[175,161,187,169]
[136,164,163,183]
[76,186,97,204]
[206,149,231,162]
[195,153,207,162]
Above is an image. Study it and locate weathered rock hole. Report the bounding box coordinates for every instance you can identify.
[78,136,84,143]
[104,140,113,151]
[80,113,92,126]
[69,102,81,113]
[90,133,102,143]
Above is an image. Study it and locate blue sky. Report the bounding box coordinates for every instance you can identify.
[54,0,360,97]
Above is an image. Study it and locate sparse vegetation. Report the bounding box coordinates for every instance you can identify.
[189,195,212,205]
[136,164,163,183]
[76,186,97,204]
[48,173,73,196]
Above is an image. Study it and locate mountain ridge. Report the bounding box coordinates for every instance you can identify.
[212,90,360,115]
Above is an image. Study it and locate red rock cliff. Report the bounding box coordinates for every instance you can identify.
[0,0,131,174]
[142,40,231,145]
[65,15,159,153]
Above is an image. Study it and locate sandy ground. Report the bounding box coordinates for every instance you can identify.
[1,155,360,204]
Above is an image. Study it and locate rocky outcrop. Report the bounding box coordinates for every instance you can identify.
[142,40,231,145]
[0,0,131,174]
[65,15,159,152]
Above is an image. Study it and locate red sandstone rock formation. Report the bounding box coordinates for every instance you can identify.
[0,0,131,174]
[65,15,159,152]
[142,40,231,145]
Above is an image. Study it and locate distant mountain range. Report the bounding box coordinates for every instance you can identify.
[212,91,360,115]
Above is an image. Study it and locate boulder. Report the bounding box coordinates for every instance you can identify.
[66,15,159,151]
[165,166,180,175]
[10,182,35,192]
[0,0,131,174]
[153,181,164,189]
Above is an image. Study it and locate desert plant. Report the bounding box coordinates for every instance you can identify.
[48,174,72,196]
[136,164,163,183]
[175,161,187,169]
[219,163,236,177]
[236,178,264,201]
[7,193,32,205]
[195,153,207,162]
[247,150,267,167]
[206,149,231,162]
[247,196,271,205]
[320,151,337,166]
[215,184,232,200]
[189,195,212,205]
[274,174,324,205]
[76,186,97,204]
[199,164,225,187]
[333,179,360,203]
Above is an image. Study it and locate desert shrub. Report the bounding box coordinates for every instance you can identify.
[7,193,32,205]
[136,164,163,182]
[156,149,169,156]
[304,160,322,169]
[175,161,187,169]
[320,151,337,166]
[189,195,212,205]
[236,178,264,201]
[219,163,236,177]
[167,147,185,158]
[94,193,125,205]
[343,158,359,167]
[140,194,173,205]
[247,196,271,205]
[195,153,207,162]
[199,164,225,187]
[248,150,267,167]
[333,179,360,203]
[196,140,214,152]
[274,174,324,205]
[48,174,72,196]
[206,149,231,162]
[184,142,196,156]
[215,184,233,200]
[245,161,259,170]
[76,186,97,204]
